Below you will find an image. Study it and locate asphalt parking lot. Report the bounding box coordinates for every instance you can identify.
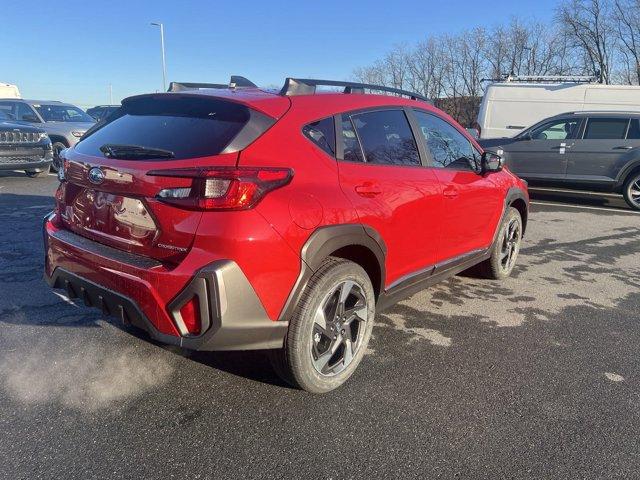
[0,172,639,479]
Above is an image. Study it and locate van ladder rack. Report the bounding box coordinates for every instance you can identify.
[279,78,429,102]
[482,75,598,84]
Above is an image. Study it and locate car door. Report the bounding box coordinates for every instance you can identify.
[413,109,503,262]
[503,117,581,180]
[566,117,639,184]
[336,108,444,286]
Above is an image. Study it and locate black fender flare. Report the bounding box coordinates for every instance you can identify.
[616,159,640,189]
[278,224,386,321]
[504,186,529,235]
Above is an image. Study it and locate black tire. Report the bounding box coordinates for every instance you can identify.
[269,257,375,393]
[478,207,523,280]
[51,142,67,172]
[622,170,640,211]
[25,165,51,178]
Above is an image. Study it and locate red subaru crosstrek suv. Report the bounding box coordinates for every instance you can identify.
[43,77,528,393]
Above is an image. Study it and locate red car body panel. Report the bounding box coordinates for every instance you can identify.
[43,87,529,349]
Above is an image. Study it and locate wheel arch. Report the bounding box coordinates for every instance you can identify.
[506,187,529,235]
[48,135,69,147]
[278,224,386,321]
[617,161,640,190]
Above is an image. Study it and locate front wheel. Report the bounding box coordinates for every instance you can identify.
[51,142,67,172]
[479,207,523,280]
[270,257,375,393]
[623,171,640,211]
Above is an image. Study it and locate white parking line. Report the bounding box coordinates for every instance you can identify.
[530,201,640,215]
[529,187,622,198]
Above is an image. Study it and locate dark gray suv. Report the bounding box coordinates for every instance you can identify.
[479,112,640,210]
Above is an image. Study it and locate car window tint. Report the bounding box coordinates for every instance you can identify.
[414,110,478,171]
[34,104,94,123]
[530,119,579,140]
[340,116,364,162]
[302,117,335,156]
[584,118,629,140]
[627,119,640,140]
[349,110,420,166]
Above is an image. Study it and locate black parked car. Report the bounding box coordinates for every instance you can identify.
[0,111,53,178]
[479,111,640,210]
[86,105,120,123]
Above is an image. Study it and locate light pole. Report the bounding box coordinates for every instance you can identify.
[150,22,167,91]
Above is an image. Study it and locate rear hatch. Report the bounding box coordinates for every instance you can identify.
[55,93,284,264]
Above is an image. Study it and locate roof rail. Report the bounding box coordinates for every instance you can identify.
[168,76,258,92]
[279,78,429,102]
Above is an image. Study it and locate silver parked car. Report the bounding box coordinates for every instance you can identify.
[479,111,640,210]
[0,99,95,171]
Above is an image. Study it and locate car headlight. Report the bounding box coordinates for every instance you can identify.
[57,149,68,182]
[39,132,49,142]
[71,131,85,138]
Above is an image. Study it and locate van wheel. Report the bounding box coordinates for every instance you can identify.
[269,257,375,393]
[623,171,640,211]
[479,207,522,280]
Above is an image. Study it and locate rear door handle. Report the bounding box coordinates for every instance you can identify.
[355,182,382,198]
[614,145,633,150]
[443,185,458,198]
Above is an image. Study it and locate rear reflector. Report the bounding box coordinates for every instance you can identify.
[178,296,201,336]
[148,166,293,211]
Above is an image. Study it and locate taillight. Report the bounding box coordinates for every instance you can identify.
[178,296,201,336]
[148,166,293,211]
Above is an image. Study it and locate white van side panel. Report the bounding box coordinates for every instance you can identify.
[478,83,640,139]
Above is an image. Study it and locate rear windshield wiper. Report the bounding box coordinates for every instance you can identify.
[99,144,175,159]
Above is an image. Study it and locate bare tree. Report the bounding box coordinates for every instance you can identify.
[613,0,640,84]
[557,0,616,83]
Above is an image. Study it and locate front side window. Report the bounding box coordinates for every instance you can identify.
[414,110,478,171]
[347,110,420,166]
[529,119,580,140]
[627,119,640,140]
[302,117,335,156]
[583,118,629,140]
[33,104,94,123]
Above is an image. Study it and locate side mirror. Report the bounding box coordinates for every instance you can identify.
[481,151,503,174]
[517,132,532,141]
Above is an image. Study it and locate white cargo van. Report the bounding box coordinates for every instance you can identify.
[477,78,640,139]
[0,83,21,99]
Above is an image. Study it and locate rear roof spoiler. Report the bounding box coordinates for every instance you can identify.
[168,76,258,92]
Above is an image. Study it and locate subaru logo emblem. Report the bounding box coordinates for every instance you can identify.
[88,167,105,185]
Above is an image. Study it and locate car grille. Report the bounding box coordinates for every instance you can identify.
[0,131,42,144]
[0,147,47,164]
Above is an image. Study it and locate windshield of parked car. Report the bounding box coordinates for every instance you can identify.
[33,104,95,123]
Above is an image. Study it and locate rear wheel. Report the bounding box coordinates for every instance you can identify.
[479,207,522,280]
[269,257,375,393]
[623,171,640,211]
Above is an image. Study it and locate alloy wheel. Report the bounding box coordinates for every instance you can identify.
[628,176,640,209]
[500,217,521,273]
[310,280,369,376]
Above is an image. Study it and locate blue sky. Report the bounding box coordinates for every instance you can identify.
[1,0,559,107]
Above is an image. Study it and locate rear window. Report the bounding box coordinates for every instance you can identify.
[584,118,629,140]
[76,96,252,160]
[626,119,640,140]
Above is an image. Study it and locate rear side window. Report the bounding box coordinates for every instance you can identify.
[303,117,335,156]
[341,116,364,163]
[348,110,420,166]
[76,96,255,160]
[626,119,640,140]
[584,118,629,140]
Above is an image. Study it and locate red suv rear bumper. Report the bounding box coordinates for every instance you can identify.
[43,212,288,351]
